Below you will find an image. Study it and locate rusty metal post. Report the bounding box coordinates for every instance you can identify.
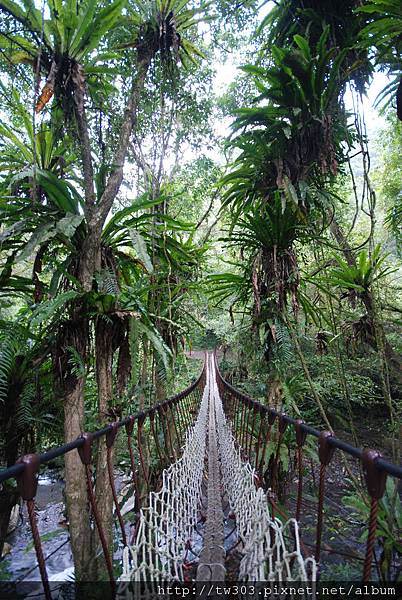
[237,394,244,446]
[168,399,181,452]
[232,393,239,443]
[184,394,193,427]
[254,405,266,472]
[174,394,184,432]
[182,392,191,428]
[181,390,191,427]
[77,433,116,594]
[241,398,250,451]
[189,389,196,423]
[137,413,150,487]
[248,402,258,459]
[162,401,176,460]
[16,454,52,600]
[259,411,277,478]
[149,408,166,466]
[158,403,173,461]
[270,414,288,496]
[173,397,184,447]
[244,398,254,456]
[315,431,336,564]
[105,422,127,546]
[125,416,140,513]
[233,393,241,443]
[295,419,307,522]
[361,449,387,582]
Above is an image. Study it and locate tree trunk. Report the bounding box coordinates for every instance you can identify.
[92,317,115,580]
[330,217,402,386]
[0,485,19,557]
[137,339,150,505]
[61,232,99,581]
[63,49,154,581]
[63,376,92,580]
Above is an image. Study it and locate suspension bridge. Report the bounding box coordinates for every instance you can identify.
[0,353,401,599]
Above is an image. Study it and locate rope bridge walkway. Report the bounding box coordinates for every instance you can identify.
[121,355,313,585]
[0,353,401,598]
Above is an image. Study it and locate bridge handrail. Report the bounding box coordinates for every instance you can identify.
[0,363,205,485]
[215,364,402,479]
[214,354,401,582]
[0,361,206,599]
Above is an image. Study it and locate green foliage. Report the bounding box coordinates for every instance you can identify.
[223,193,306,251]
[343,477,402,579]
[222,27,354,218]
[0,326,19,403]
[0,559,12,581]
[30,291,80,326]
[129,230,154,274]
[326,245,396,293]
[207,272,250,307]
[259,0,372,94]
[15,382,35,431]
[24,528,65,554]
[66,346,86,379]
[0,0,125,111]
[0,86,75,179]
[119,0,212,68]
[357,0,402,117]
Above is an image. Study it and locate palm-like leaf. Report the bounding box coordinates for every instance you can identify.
[119,0,211,68]
[357,0,402,119]
[222,29,353,220]
[0,0,125,114]
[325,245,396,293]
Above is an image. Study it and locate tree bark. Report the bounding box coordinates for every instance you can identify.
[0,485,19,557]
[92,317,115,579]
[96,54,153,228]
[61,239,99,582]
[63,376,92,580]
[137,338,150,504]
[63,49,154,581]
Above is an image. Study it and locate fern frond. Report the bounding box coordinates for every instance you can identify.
[0,323,26,402]
[66,346,86,378]
[271,320,293,365]
[15,382,35,431]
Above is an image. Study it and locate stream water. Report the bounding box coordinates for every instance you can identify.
[2,471,73,584]
[1,466,239,588]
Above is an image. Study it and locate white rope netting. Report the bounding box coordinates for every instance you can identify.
[119,356,316,588]
[210,361,317,583]
[120,380,209,583]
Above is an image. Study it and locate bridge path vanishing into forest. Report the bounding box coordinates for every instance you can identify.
[0,353,401,598]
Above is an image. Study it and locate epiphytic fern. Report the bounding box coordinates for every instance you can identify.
[0,322,27,403]
[30,290,79,327]
[269,319,293,367]
[66,346,86,379]
[0,336,17,403]
[15,382,35,431]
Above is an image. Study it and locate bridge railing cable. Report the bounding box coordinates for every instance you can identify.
[0,362,206,599]
[214,354,401,582]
